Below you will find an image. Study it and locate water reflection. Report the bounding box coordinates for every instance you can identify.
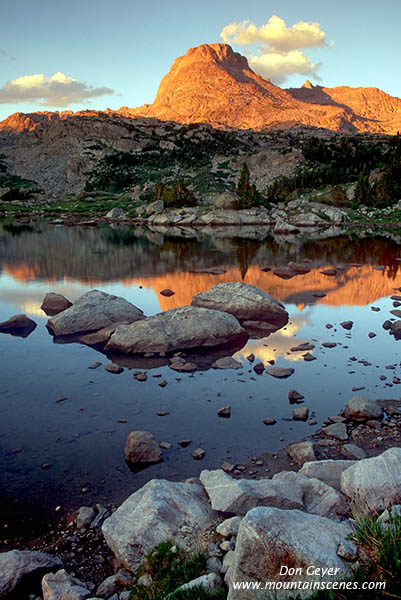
[1,221,401,538]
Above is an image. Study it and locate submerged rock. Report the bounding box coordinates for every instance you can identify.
[191,282,288,326]
[47,290,144,336]
[106,306,247,354]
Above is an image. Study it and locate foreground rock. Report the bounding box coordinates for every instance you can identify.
[47,290,145,336]
[227,507,352,599]
[300,459,356,492]
[273,471,347,520]
[42,569,92,600]
[344,395,383,421]
[40,292,72,316]
[199,469,304,514]
[288,441,316,465]
[191,282,288,326]
[0,550,62,597]
[124,431,162,467]
[102,479,215,570]
[0,314,37,337]
[106,306,247,354]
[341,447,401,512]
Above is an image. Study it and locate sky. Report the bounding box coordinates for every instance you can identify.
[1,0,400,122]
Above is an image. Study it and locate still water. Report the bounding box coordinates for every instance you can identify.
[1,221,401,537]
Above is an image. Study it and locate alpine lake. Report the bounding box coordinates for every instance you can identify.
[2,219,401,543]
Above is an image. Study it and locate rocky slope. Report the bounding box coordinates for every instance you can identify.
[0,43,400,193]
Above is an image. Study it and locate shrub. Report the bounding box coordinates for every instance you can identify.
[153,179,197,208]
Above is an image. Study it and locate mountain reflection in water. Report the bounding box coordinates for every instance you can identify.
[1,222,401,540]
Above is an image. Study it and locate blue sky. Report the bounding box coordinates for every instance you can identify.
[1,0,400,121]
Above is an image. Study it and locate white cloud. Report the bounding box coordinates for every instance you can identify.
[0,72,115,106]
[220,15,329,84]
[249,51,321,86]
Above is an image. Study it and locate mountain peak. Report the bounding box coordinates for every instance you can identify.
[302,80,314,89]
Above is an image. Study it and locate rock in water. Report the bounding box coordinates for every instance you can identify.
[47,289,144,336]
[102,479,214,571]
[191,282,288,326]
[0,314,37,338]
[124,431,162,467]
[41,293,72,316]
[0,550,62,597]
[106,305,247,354]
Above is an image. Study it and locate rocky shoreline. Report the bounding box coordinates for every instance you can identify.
[2,393,401,600]
[2,283,401,599]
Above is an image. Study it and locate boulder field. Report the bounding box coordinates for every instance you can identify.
[3,445,400,598]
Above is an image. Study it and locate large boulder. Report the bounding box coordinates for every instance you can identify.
[102,479,215,571]
[191,282,288,326]
[146,199,164,216]
[213,191,238,210]
[0,550,62,597]
[341,447,401,513]
[199,469,304,514]
[124,431,162,467]
[344,396,383,421]
[227,508,352,599]
[272,471,347,520]
[105,306,247,354]
[42,569,92,600]
[300,459,356,492]
[47,290,145,336]
[41,292,73,316]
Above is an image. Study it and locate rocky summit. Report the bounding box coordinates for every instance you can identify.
[0,43,400,194]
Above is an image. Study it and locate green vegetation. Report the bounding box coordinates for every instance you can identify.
[153,178,197,208]
[0,154,38,196]
[130,541,226,600]
[265,135,401,209]
[231,162,262,209]
[85,126,247,195]
[301,510,401,600]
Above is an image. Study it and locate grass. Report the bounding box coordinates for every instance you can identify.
[297,510,401,600]
[130,541,226,600]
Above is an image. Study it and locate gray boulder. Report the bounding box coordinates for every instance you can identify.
[174,572,222,595]
[124,431,162,466]
[199,469,304,514]
[106,306,247,354]
[0,550,62,597]
[102,479,215,570]
[212,356,242,369]
[213,192,238,210]
[273,471,347,520]
[146,199,164,216]
[47,290,144,336]
[288,441,316,465]
[191,282,288,325]
[227,507,352,599]
[300,459,356,491]
[341,447,401,513]
[42,569,92,600]
[344,396,383,421]
[322,422,348,441]
[41,293,73,316]
[106,207,126,219]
